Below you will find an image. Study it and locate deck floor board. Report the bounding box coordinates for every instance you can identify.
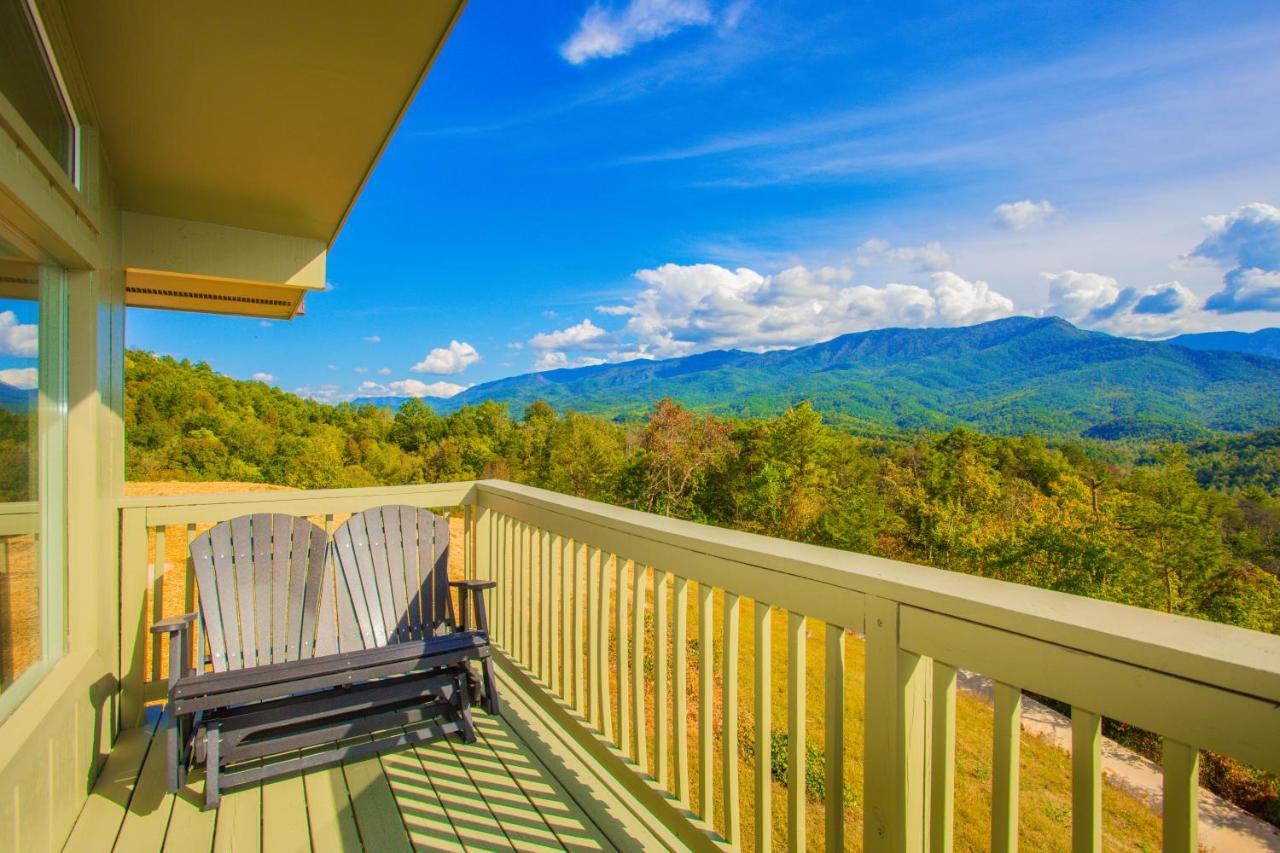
[65,711,617,852]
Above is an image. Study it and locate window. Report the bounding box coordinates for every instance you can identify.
[0,0,78,180]
[0,255,66,717]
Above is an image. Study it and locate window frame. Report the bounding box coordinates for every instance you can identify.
[0,266,67,723]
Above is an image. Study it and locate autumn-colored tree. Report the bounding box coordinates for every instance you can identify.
[628,398,735,517]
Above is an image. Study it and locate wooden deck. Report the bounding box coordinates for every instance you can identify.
[62,667,648,852]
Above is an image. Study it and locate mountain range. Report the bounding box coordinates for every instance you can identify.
[354,317,1280,440]
[1167,327,1280,360]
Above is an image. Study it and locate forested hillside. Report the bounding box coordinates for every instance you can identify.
[127,348,1280,632]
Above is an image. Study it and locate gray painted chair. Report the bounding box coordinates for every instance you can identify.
[151,506,497,809]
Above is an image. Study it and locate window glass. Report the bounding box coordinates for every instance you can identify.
[0,280,40,690]
[0,261,64,702]
[0,0,75,176]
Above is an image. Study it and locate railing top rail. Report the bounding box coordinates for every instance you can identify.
[119,480,479,511]
[475,479,1280,704]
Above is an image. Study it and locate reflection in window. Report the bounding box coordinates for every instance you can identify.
[0,284,41,691]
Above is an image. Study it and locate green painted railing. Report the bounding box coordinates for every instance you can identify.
[120,480,1280,852]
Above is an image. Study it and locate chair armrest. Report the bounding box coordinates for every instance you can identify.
[449,579,496,591]
[449,581,495,632]
[151,613,197,634]
[151,613,197,686]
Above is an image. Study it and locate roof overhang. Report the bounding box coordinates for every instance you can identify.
[51,0,466,317]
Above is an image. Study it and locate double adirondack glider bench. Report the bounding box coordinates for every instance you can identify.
[150,507,498,809]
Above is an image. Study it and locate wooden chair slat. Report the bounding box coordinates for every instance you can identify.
[333,522,378,649]
[270,516,292,664]
[433,516,451,632]
[351,513,390,646]
[314,571,338,658]
[298,523,329,660]
[417,513,436,630]
[285,519,310,662]
[251,514,274,668]
[209,523,243,671]
[191,535,229,674]
[398,505,423,637]
[381,507,409,641]
[364,510,400,643]
[230,515,257,667]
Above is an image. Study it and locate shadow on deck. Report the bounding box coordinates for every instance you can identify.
[63,663,667,852]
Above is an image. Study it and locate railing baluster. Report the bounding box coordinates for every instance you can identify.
[655,570,670,789]
[560,535,571,704]
[992,681,1022,853]
[1071,707,1101,853]
[754,601,773,853]
[151,525,166,682]
[825,622,846,852]
[520,521,531,665]
[931,661,957,853]
[588,545,602,731]
[722,591,741,846]
[497,514,509,647]
[574,539,587,717]
[617,557,631,756]
[788,611,807,850]
[632,562,647,769]
[599,552,614,742]
[541,528,552,682]
[698,582,714,821]
[673,575,691,807]
[1163,739,1199,853]
[503,515,514,651]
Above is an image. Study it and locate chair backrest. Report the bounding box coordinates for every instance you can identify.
[189,513,330,672]
[331,505,451,649]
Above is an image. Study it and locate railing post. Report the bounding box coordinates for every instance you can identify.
[864,596,929,852]
[1162,740,1199,853]
[119,506,149,729]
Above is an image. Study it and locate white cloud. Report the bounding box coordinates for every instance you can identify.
[1191,203,1280,313]
[251,372,276,383]
[529,319,609,350]
[411,340,481,375]
[613,261,1016,357]
[363,335,382,344]
[533,352,570,372]
[378,367,392,376]
[993,199,1055,230]
[0,311,37,358]
[596,304,631,315]
[0,367,37,389]
[561,0,715,64]
[295,384,346,404]
[358,379,467,399]
[857,239,952,271]
[1042,270,1200,337]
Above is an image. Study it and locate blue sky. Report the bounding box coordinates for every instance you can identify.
[126,0,1280,403]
